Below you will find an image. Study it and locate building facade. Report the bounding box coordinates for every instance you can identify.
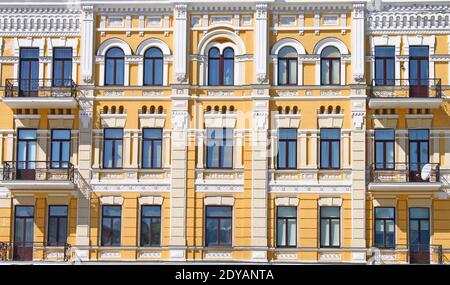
[0,0,449,264]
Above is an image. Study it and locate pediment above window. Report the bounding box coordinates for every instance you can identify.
[100,114,127,128]
[275,197,299,206]
[318,197,342,207]
[138,114,166,128]
[14,114,40,129]
[48,115,75,129]
[138,195,164,205]
[274,114,301,129]
[204,113,237,128]
[371,114,398,129]
[204,196,235,206]
[405,114,433,129]
[317,114,344,128]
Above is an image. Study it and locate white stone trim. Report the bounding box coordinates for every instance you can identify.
[197,29,246,86]
[12,195,35,206]
[97,38,132,86]
[204,113,237,129]
[271,38,306,85]
[318,197,343,207]
[313,37,349,85]
[138,195,163,205]
[136,38,171,86]
[47,37,79,84]
[275,197,299,206]
[407,198,432,208]
[204,196,235,206]
[13,37,45,81]
[99,196,124,205]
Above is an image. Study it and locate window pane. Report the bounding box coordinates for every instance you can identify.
[115,59,124,85]
[278,206,296,218]
[19,129,37,140]
[279,47,297,58]
[207,207,232,217]
[289,60,297,84]
[322,207,340,218]
[409,129,429,140]
[410,208,429,219]
[277,219,286,246]
[375,207,394,219]
[220,218,232,245]
[321,47,340,58]
[278,141,286,168]
[152,140,162,168]
[50,206,68,216]
[103,205,121,216]
[321,142,330,168]
[331,59,340,84]
[223,59,234,85]
[278,60,287,85]
[288,141,297,168]
[331,219,340,246]
[142,206,161,217]
[208,59,219,85]
[206,219,218,245]
[331,141,340,168]
[320,220,329,246]
[321,129,340,139]
[287,219,296,246]
[154,59,163,85]
[222,145,233,168]
[114,140,123,167]
[321,60,330,85]
[279,129,297,140]
[16,206,34,217]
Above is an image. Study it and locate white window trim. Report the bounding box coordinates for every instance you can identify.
[47,38,79,86]
[402,35,436,82]
[370,36,401,83]
[271,38,306,86]
[136,38,171,86]
[97,38,132,86]
[313,38,349,86]
[13,38,45,86]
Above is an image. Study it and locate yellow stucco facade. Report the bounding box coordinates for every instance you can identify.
[0,0,449,264]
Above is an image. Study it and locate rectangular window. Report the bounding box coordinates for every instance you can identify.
[17,129,37,175]
[374,207,395,249]
[19,48,39,97]
[52,48,72,87]
[101,205,121,246]
[278,129,297,169]
[140,206,161,246]
[375,46,395,86]
[103,128,123,169]
[276,206,297,247]
[47,205,68,246]
[320,206,340,248]
[374,129,395,170]
[408,129,429,182]
[51,129,71,169]
[142,129,162,169]
[206,128,233,169]
[320,128,340,169]
[205,206,232,247]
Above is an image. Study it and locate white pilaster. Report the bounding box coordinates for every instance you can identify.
[254,3,268,84]
[173,4,188,84]
[351,3,366,84]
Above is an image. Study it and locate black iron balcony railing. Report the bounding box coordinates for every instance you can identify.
[2,161,75,182]
[369,163,440,183]
[5,79,76,98]
[0,241,71,262]
[369,78,442,98]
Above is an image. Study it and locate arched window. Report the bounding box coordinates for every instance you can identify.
[208,47,234,86]
[320,47,340,85]
[143,47,163,86]
[278,47,298,85]
[105,47,125,86]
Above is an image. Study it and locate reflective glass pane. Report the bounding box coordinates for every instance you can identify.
[278,207,296,218]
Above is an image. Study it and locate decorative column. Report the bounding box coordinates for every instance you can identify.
[173,4,188,84]
[251,89,270,261]
[254,3,268,84]
[351,3,366,84]
[75,5,96,261]
[169,88,190,260]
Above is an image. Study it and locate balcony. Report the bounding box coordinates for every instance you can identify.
[0,161,75,190]
[367,163,442,192]
[0,242,71,262]
[3,79,77,109]
[368,79,443,109]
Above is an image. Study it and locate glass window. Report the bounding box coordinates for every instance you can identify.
[276,206,297,247]
[206,128,233,169]
[278,129,297,169]
[409,207,430,251]
[105,47,125,86]
[320,128,340,169]
[14,206,34,247]
[205,206,232,247]
[47,205,68,246]
[374,129,395,170]
[409,46,429,97]
[408,129,429,181]
[17,129,37,171]
[101,205,121,246]
[143,47,163,86]
[320,206,340,247]
[51,129,71,169]
[278,46,298,85]
[320,47,340,85]
[142,128,162,169]
[208,47,234,86]
[53,48,73,87]
[103,128,123,169]
[19,48,39,97]
[374,207,395,248]
[374,47,395,86]
[140,206,161,246]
